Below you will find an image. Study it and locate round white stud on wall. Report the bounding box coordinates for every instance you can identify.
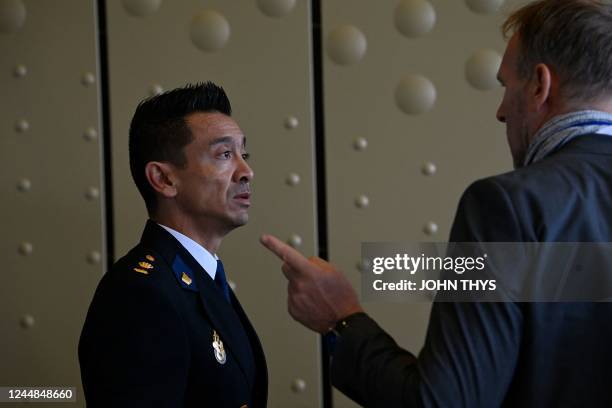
[356,258,371,272]
[0,0,26,34]
[465,49,502,91]
[284,116,299,130]
[326,25,367,66]
[87,251,101,264]
[257,0,296,18]
[84,127,98,142]
[20,314,35,329]
[291,378,307,393]
[82,72,96,86]
[15,118,29,133]
[395,75,436,115]
[423,221,438,235]
[86,187,100,200]
[150,84,163,96]
[13,64,26,78]
[353,137,368,151]
[421,162,437,176]
[17,178,31,192]
[122,0,162,17]
[394,0,436,38]
[355,195,370,209]
[190,10,230,52]
[18,241,33,256]
[465,0,504,15]
[288,234,302,248]
[286,173,300,186]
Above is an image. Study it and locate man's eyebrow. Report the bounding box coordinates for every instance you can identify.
[209,136,246,147]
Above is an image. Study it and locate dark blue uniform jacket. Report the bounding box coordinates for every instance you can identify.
[79,221,267,407]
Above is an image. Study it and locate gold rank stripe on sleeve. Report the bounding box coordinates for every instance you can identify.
[145,254,155,261]
[138,261,154,269]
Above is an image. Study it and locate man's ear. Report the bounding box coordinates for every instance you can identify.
[530,63,553,111]
[145,161,178,199]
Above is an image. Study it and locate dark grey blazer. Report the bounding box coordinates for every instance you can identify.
[331,134,612,407]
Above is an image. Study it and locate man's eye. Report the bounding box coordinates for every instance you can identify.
[242,153,250,161]
[221,151,232,159]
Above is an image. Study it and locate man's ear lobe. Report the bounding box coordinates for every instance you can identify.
[145,161,178,198]
[532,63,553,109]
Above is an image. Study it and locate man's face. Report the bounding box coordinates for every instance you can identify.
[496,34,531,168]
[173,111,253,234]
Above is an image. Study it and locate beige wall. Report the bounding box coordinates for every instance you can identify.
[0,0,524,406]
[0,1,103,406]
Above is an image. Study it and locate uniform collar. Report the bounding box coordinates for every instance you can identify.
[157,223,218,280]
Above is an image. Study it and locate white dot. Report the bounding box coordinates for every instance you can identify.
[465,49,502,91]
[257,0,296,18]
[327,25,367,66]
[17,178,31,192]
[288,234,302,248]
[395,74,436,115]
[13,64,26,77]
[20,314,35,329]
[423,221,438,235]
[190,10,230,52]
[354,137,368,151]
[356,258,371,272]
[284,116,299,129]
[82,72,96,86]
[87,251,101,264]
[394,0,436,38]
[286,173,300,186]
[18,241,33,255]
[0,0,26,34]
[86,187,100,200]
[15,119,29,133]
[355,195,369,209]
[150,84,163,96]
[291,378,307,393]
[421,162,436,176]
[122,0,161,17]
[465,0,504,15]
[84,127,98,141]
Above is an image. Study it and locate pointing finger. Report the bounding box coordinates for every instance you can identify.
[260,234,312,274]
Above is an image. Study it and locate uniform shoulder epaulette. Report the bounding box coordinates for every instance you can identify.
[131,253,157,276]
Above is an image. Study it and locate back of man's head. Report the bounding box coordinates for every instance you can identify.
[129,81,232,215]
[503,0,612,104]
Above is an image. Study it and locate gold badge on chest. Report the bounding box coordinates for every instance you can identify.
[212,330,226,364]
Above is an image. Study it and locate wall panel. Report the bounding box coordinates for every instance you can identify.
[106,1,320,406]
[0,0,103,406]
[320,1,523,406]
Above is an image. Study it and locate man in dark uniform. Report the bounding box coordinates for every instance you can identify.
[79,82,267,407]
[261,0,612,406]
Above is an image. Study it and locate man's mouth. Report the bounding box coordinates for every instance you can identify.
[234,192,251,206]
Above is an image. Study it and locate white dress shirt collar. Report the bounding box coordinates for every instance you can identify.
[158,223,218,280]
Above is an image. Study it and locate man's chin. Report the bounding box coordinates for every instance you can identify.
[229,214,249,228]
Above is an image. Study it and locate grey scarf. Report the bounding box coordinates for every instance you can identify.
[523,110,612,166]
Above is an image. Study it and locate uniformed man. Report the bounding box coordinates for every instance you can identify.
[79,82,267,407]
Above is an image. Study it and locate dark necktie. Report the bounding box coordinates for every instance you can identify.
[214,259,231,302]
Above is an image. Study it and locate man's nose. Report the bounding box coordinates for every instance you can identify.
[235,157,254,183]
